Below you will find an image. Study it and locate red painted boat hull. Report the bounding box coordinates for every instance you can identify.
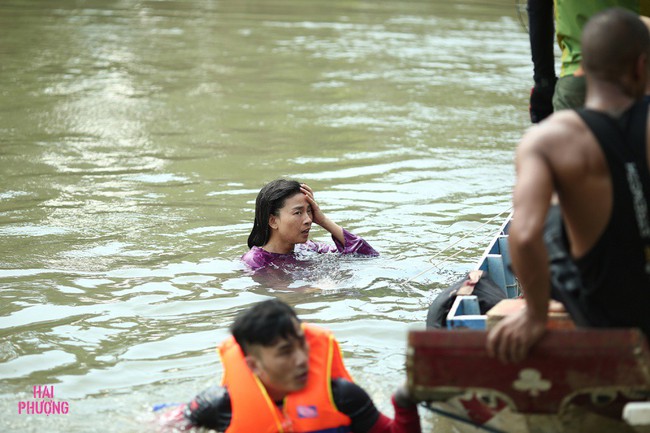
[408,328,650,429]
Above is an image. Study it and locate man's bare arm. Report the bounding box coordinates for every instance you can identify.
[487,127,555,363]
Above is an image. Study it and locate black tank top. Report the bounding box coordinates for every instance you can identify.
[575,100,650,335]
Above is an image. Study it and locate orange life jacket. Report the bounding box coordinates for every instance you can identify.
[219,323,353,433]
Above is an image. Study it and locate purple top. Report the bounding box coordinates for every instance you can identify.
[241,228,378,271]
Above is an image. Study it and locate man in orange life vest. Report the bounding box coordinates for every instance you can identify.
[176,299,421,432]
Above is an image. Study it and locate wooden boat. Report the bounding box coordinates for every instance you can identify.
[408,213,650,433]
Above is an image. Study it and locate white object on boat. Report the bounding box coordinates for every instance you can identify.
[623,402,650,426]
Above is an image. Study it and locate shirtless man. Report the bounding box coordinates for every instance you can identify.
[487,8,650,363]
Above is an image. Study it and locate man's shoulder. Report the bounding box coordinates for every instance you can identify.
[330,378,379,424]
[330,378,367,401]
[519,109,589,153]
[533,109,584,138]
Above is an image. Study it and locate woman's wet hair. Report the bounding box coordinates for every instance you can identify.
[247,179,302,249]
[231,299,302,355]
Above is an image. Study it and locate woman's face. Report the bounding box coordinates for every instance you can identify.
[269,192,312,245]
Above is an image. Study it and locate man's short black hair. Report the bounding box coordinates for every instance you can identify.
[582,7,650,83]
[230,299,302,355]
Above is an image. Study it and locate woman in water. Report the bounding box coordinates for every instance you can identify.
[242,179,378,270]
